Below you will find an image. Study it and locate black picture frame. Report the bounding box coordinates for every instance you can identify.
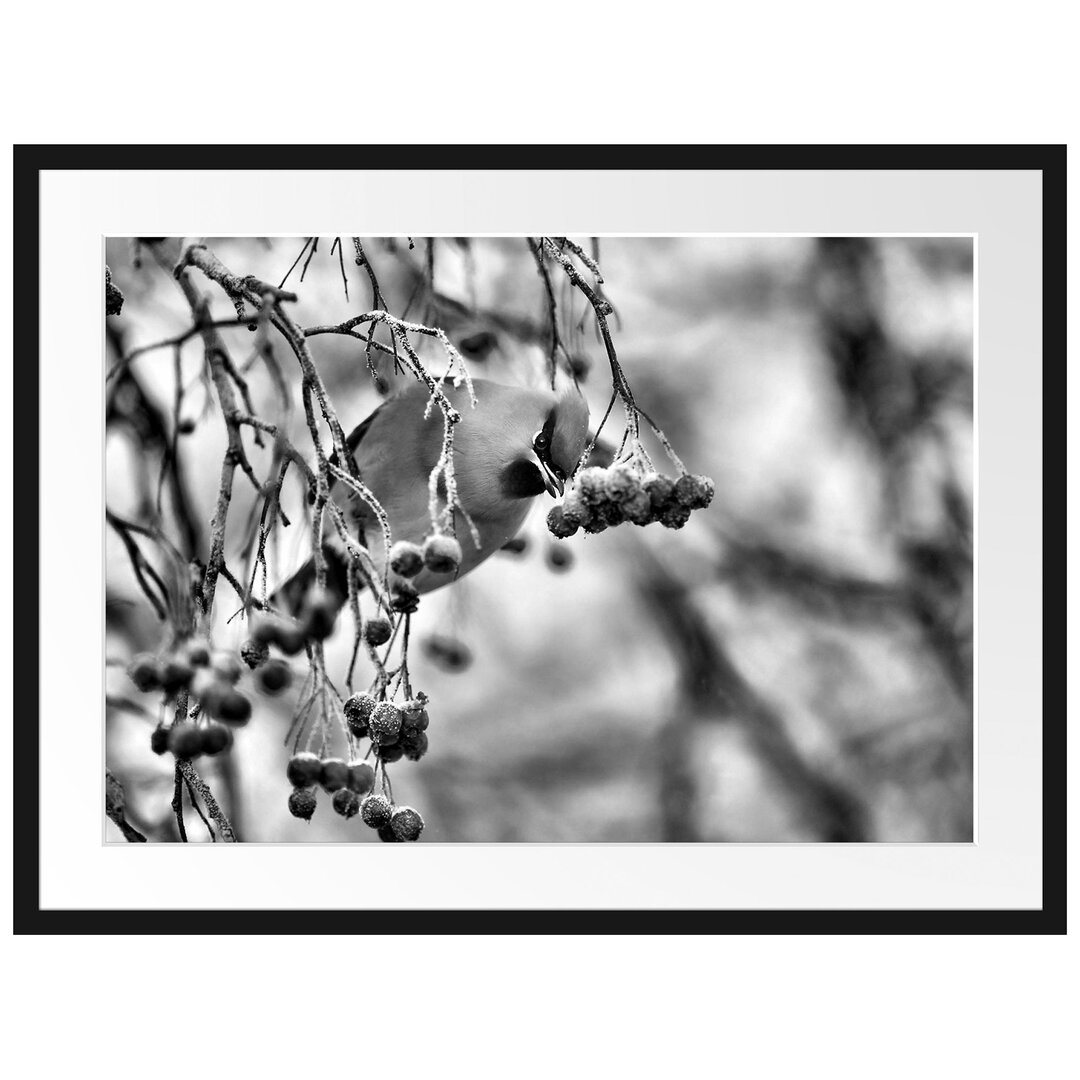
[12,144,1065,934]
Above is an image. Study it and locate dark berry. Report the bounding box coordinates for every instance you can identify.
[422,534,462,574]
[127,653,161,692]
[257,658,292,695]
[348,761,375,795]
[320,758,350,792]
[547,546,574,572]
[167,722,203,759]
[286,751,322,788]
[177,418,196,435]
[360,794,393,828]
[183,639,212,667]
[288,788,317,821]
[402,730,429,761]
[150,725,169,755]
[422,634,472,673]
[200,721,233,755]
[216,689,252,725]
[332,788,360,819]
[241,637,269,669]
[159,656,194,696]
[500,536,528,555]
[363,616,393,647]
[390,581,420,614]
[546,504,578,539]
[378,742,404,763]
[390,806,424,841]
[276,624,307,656]
[389,541,424,578]
[252,617,280,646]
[377,824,401,842]
[302,588,337,642]
[401,699,430,733]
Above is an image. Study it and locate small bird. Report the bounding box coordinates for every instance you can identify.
[276,376,590,610]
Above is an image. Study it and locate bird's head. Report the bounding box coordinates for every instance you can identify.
[528,383,591,497]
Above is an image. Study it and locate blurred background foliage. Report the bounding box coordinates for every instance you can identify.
[105,235,973,842]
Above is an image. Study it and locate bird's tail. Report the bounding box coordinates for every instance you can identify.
[270,544,354,618]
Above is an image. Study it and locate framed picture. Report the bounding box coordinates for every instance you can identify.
[14,145,1063,932]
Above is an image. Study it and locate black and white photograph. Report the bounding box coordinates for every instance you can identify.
[104,233,974,844]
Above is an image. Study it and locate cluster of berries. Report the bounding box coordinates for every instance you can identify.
[128,640,253,723]
[547,465,715,538]
[343,692,430,764]
[151,718,233,760]
[250,586,339,655]
[285,751,424,841]
[385,534,462,612]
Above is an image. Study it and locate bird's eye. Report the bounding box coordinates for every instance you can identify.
[533,431,550,452]
[458,330,497,360]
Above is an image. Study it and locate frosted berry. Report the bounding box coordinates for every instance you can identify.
[363,616,393,647]
[150,725,169,755]
[183,639,212,667]
[332,788,360,819]
[288,788,317,821]
[128,653,161,692]
[360,794,393,828]
[344,692,376,737]
[216,689,252,725]
[660,504,692,530]
[286,751,323,788]
[643,474,676,513]
[368,702,402,746]
[302,588,337,642]
[389,540,424,578]
[167,722,203,759]
[622,489,654,525]
[574,467,609,506]
[257,658,292,695]
[546,504,578,539]
[605,465,640,504]
[390,806,424,842]
[210,651,243,684]
[241,637,269,669]
[320,758,351,792]
[200,721,233,755]
[347,761,375,795]
[559,489,591,530]
[675,473,715,510]
[422,534,462,575]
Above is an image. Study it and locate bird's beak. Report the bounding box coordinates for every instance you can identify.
[533,451,565,497]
